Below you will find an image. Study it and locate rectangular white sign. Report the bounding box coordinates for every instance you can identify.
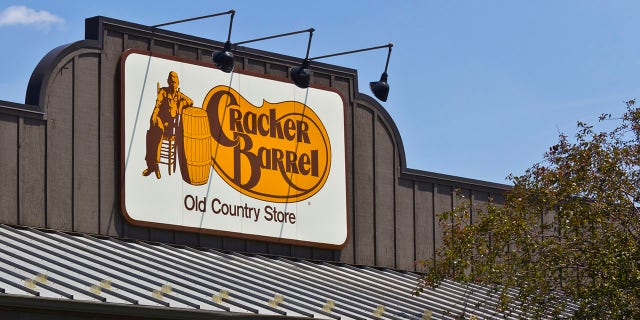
[120,50,348,248]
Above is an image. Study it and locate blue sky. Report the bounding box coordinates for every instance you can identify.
[1,1,638,184]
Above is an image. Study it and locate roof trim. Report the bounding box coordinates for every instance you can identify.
[0,295,305,320]
[355,93,512,192]
[0,100,44,120]
[25,40,100,109]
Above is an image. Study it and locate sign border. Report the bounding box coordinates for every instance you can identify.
[119,49,350,249]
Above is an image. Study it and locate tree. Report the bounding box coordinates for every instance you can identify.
[415,101,640,319]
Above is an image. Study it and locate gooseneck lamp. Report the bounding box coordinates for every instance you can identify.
[150,10,237,73]
[290,43,394,102]
[213,26,315,74]
[211,10,236,73]
[369,44,392,102]
[289,29,315,89]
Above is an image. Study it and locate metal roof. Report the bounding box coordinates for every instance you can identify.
[0,224,570,319]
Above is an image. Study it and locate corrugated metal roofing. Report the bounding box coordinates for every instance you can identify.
[0,224,571,319]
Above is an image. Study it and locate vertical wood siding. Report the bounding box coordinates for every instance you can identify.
[46,59,74,231]
[100,30,124,237]
[396,178,415,271]
[414,183,435,265]
[73,53,101,234]
[0,114,18,224]
[353,104,375,265]
[18,118,46,227]
[374,118,396,267]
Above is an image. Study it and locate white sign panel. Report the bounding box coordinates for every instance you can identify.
[120,50,348,248]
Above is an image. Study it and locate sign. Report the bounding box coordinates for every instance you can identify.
[120,50,348,248]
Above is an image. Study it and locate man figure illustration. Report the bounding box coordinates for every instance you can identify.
[142,71,193,179]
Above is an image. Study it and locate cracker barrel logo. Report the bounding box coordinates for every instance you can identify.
[140,71,331,203]
[203,85,331,203]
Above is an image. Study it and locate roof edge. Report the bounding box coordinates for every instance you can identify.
[355,93,512,192]
[25,40,100,108]
[0,294,304,320]
[0,100,44,119]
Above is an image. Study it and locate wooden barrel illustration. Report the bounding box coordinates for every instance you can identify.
[179,107,212,185]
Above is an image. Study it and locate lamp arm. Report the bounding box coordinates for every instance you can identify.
[309,43,393,61]
[304,29,314,60]
[383,45,392,74]
[151,10,235,28]
[235,28,314,47]
[226,10,235,42]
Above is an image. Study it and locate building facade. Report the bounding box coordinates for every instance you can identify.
[0,16,512,319]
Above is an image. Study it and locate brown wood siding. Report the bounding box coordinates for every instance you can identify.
[100,30,124,237]
[268,243,292,257]
[313,73,331,87]
[434,184,453,251]
[269,63,288,80]
[177,45,198,60]
[73,53,101,234]
[396,178,415,270]
[352,104,375,265]
[374,117,395,267]
[18,118,46,228]
[336,76,355,264]
[46,59,74,230]
[152,39,173,55]
[0,17,512,270]
[246,59,266,74]
[246,240,268,255]
[198,49,213,64]
[472,190,490,225]
[0,114,18,224]
[414,182,435,267]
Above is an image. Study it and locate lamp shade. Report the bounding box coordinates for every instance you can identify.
[290,60,311,89]
[369,72,389,102]
[212,41,234,73]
